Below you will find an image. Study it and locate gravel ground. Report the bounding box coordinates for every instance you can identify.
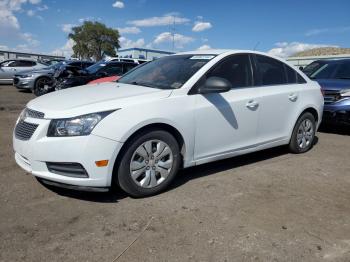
[1,85,350,262]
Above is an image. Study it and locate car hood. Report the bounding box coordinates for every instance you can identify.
[27,82,173,118]
[316,79,350,91]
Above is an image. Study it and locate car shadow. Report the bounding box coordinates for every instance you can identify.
[318,124,350,135]
[169,145,289,191]
[38,137,319,202]
[38,179,127,203]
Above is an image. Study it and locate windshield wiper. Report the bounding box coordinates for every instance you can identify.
[129,81,155,88]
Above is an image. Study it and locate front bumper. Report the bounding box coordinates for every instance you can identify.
[14,77,35,89]
[13,116,123,188]
[323,100,350,125]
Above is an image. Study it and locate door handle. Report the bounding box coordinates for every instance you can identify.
[246,100,259,109]
[289,93,298,102]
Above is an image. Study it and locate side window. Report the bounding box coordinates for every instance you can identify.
[255,55,287,85]
[101,65,123,75]
[123,63,137,73]
[284,64,306,84]
[206,54,252,88]
[8,61,20,67]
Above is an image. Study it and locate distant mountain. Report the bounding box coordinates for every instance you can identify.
[292,47,350,57]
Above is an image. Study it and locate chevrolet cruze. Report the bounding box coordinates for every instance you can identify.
[13,50,324,197]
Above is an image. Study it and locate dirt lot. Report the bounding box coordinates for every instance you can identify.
[1,85,350,262]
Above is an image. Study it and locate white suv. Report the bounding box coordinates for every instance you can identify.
[13,50,324,197]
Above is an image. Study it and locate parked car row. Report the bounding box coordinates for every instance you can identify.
[0,58,142,96]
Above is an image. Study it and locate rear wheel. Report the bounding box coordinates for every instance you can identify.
[34,77,52,96]
[116,130,180,198]
[289,112,316,153]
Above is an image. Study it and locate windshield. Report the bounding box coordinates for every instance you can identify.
[117,54,214,89]
[310,63,338,79]
[85,61,107,74]
[303,61,326,76]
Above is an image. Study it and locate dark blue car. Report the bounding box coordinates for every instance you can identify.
[304,59,350,125]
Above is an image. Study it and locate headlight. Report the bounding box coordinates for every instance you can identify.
[340,89,350,97]
[47,111,115,137]
[18,74,33,78]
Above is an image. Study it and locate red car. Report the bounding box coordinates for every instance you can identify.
[88,75,120,84]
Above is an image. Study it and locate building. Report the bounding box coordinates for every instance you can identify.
[287,54,350,68]
[117,48,174,60]
[0,50,65,62]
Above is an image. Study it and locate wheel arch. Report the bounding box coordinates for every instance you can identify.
[111,122,187,186]
[288,106,319,143]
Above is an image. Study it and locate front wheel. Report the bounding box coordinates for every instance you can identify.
[289,112,316,153]
[116,130,181,198]
[34,77,52,96]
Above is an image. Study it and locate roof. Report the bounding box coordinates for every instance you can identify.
[118,47,174,55]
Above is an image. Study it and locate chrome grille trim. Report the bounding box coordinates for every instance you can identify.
[15,121,39,140]
[26,108,45,119]
[323,90,341,104]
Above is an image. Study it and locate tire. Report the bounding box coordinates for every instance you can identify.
[34,77,52,96]
[116,130,181,198]
[289,112,316,154]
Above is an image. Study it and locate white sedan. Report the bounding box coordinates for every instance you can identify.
[13,50,324,197]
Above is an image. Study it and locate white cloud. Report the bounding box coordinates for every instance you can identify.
[78,17,102,23]
[153,32,194,48]
[0,45,9,50]
[268,42,337,58]
[51,39,75,58]
[0,0,42,49]
[29,0,41,4]
[197,44,211,50]
[192,22,212,32]
[112,1,124,8]
[27,9,35,16]
[128,15,190,27]
[61,23,76,33]
[37,4,48,11]
[117,26,141,34]
[305,26,350,37]
[119,37,145,48]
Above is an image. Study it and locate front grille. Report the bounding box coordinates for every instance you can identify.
[46,162,89,178]
[26,108,45,119]
[15,121,39,140]
[13,78,19,85]
[323,90,341,104]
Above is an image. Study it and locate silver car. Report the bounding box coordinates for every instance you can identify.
[14,60,94,96]
[0,59,47,84]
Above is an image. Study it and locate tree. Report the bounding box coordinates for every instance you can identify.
[69,21,120,61]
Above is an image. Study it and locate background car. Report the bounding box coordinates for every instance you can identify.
[14,60,94,96]
[0,59,47,84]
[306,59,350,125]
[88,75,120,84]
[55,60,137,90]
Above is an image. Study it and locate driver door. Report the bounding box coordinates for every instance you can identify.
[193,54,261,162]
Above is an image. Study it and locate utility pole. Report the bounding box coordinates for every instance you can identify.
[171,16,176,51]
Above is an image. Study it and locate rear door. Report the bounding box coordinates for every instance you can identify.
[252,54,307,144]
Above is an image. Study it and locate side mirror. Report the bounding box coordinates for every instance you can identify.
[299,66,304,71]
[199,77,232,94]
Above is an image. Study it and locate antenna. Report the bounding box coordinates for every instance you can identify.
[171,16,176,51]
[253,41,260,51]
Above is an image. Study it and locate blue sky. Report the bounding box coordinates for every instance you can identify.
[1,0,349,58]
